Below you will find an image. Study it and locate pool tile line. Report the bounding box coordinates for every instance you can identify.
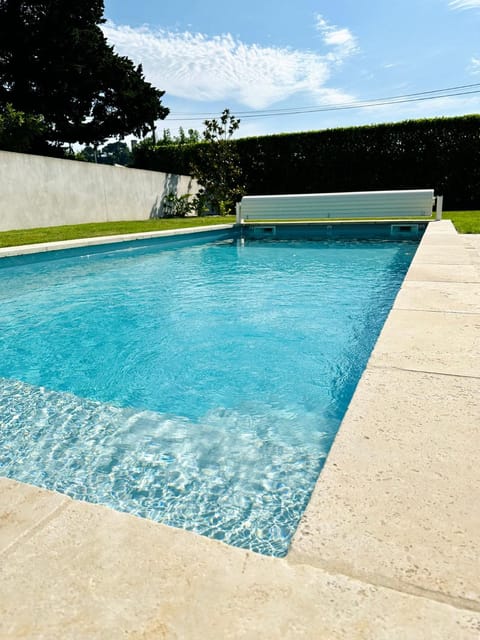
[0,499,70,560]
[369,363,480,381]
[367,308,480,378]
[392,307,480,316]
[0,481,70,558]
[287,551,480,615]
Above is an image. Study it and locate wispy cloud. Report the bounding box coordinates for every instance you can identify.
[314,14,359,60]
[449,0,480,9]
[103,22,358,110]
[470,56,480,73]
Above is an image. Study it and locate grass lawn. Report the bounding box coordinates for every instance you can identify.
[441,211,480,234]
[0,216,236,248]
[0,211,478,249]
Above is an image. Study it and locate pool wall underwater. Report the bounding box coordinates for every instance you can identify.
[242,220,427,241]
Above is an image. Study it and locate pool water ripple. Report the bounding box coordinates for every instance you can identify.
[0,237,417,555]
[0,378,331,555]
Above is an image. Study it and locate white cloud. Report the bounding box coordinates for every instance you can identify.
[470,56,480,73]
[314,14,358,59]
[449,0,480,9]
[102,22,357,110]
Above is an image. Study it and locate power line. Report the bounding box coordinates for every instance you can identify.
[243,82,480,115]
[241,88,480,120]
[171,82,480,115]
[165,82,480,122]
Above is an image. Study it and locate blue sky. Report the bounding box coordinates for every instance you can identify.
[103,0,480,139]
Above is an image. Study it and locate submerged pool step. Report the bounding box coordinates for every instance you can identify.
[0,377,331,557]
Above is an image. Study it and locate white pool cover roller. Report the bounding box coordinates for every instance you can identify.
[238,189,436,222]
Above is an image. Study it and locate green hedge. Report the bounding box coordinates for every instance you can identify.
[131,141,202,175]
[132,115,480,209]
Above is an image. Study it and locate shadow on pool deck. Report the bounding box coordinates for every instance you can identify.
[1,220,479,639]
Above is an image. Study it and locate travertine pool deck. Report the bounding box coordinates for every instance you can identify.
[1,220,479,638]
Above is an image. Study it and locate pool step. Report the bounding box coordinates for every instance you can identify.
[0,377,332,556]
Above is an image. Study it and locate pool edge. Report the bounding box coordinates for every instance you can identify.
[1,219,480,638]
[0,223,237,258]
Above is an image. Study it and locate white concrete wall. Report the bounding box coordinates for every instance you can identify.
[0,150,199,231]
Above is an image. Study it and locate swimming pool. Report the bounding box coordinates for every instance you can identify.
[0,230,418,556]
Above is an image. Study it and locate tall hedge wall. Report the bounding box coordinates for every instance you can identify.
[132,115,480,209]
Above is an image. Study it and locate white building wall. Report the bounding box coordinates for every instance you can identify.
[0,150,199,231]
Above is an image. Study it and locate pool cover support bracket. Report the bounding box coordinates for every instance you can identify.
[435,195,443,221]
[236,202,242,224]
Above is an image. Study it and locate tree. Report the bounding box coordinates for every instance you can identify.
[76,141,131,164]
[178,127,200,145]
[0,0,168,152]
[0,103,45,152]
[167,127,200,145]
[100,141,131,165]
[191,109,244,215]
[75,145,97,163]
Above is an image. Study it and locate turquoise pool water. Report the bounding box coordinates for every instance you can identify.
[0,234,417,555]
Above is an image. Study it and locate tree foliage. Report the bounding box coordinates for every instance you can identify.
[101,141,131,165]
[160,127,200,145]
[0,0,168,152]
[191,109,244,215]
[77,140,131,165]
[130,114,245,215]
[0,103,46,152]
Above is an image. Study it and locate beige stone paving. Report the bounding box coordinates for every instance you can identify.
[462,234,480,277]
[368,308,480,377]
[0,478,68,555]
[1,478,480,640]
[406,263,480,283]
[1,220,480,638]
[394,281,480,314]
[411,246,472,265]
